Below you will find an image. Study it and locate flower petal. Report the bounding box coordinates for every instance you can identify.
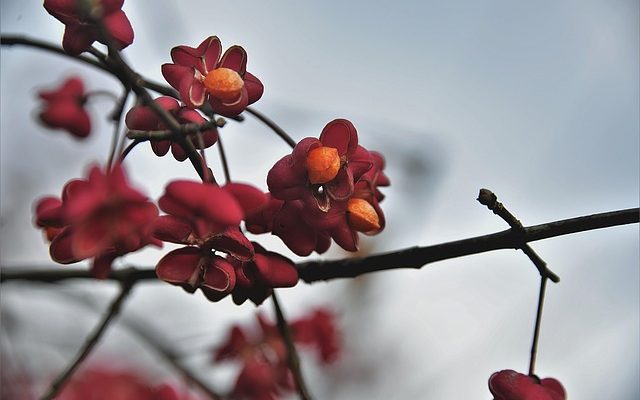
[319,119,358,157]
[101,10,134,50]
[223,183,268,217]
[219,45,247,76]
[208,228,254,261]
[324,166,354,201]
[155,247,201,288]
[201,256,236,293]
[244,71,264,105]
[152,215,192,244]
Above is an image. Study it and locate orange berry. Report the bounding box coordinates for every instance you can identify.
[306,146,341,184]
[203,68,244,102]
[347,198,380,232]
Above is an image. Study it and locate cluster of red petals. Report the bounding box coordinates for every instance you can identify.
[213,310,340,399]
[57,365,199,400]
[161,36,263,116]
[38,77,91,139]
[153,180,297,303]
[489,370,566,400]
[261,119,389,254]
[34,164,160,278]
[43,0,134,56]
[125,96,218,161]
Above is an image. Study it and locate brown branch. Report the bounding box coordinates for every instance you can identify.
[477,188,559,282]
[2,208,637,284]
[271,292,312,400]
[40,282,134,400]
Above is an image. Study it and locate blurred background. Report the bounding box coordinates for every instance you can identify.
[1,0,638,398]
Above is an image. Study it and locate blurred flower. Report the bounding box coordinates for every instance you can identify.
[33,164,160,278]
[488,370,566,400]
[125,96,219,161]
[161,36,263,116]
[43,0,134,55]
[57,365,199,400]
[213,309,341,399]
[38,77,91,139]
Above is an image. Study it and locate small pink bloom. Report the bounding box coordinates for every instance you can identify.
[125,96,219,161]
[38,77,91,139]
[44,0,134,55]
[488,370,566,400]
[161,36,263,116]
[291,309,341,363]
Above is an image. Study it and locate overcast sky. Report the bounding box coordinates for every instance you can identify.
[1,1,639,399]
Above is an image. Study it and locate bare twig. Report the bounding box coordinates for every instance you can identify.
[106,89,130,169]
[477,188,559,282]
[40,282,134,400]
[2,208,638,284]
[529,275,547,376]
[244,107,297,148]
[272,292,312,400]
[216,132,232,183]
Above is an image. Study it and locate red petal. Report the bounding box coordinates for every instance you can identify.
[208,87,248,117]
[349,145,374,180]
[223,183,268,217]
[90,252,117,279]
[244,72,264,105]
[208,228,254,261]
[324,166,354,201]
[272,202,318,256]
[101,10,134,50]
[61,24,96,55]
[49,227,83,264]
[34,197,64,227]
[319,119,358,157]
[155,247,201,287]
[330,222,358,252]
[253,251,298,287]
[219,45,247,76]
[201,256,236,292]
[152,215,192,244]
[266,155,309,201]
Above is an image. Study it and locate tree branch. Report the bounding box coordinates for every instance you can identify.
[2,208,637,284]
[41,282,134,400]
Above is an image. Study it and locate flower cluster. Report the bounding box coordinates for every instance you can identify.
[152,180,298,304]
[213,309,340,399]
[57,365,199,400]
[250,119,389,255]
[44,0,134,55]
[34,164,160,278]
[38,76,91,139]
[488,370,565,400]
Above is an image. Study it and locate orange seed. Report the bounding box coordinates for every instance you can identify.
[347,198,380,232]
[203,68,244,102]
[306,146,341,184]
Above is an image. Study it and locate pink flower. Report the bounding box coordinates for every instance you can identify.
[43,0,134,55]
[161,36,263,116]
[230,243,299,306]
[291,309,341,363]
[153,180,268,301]
[488,370,566,400]
[125,96,218,161]
[38,77,91,139]
[33,164,160,278]
[267,119,373,211]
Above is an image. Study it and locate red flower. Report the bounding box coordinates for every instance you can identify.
[43,0,134,55]
[153,180,268,301]
[488,370,566,400]
[33,164,160,278]
[229,243,299,306]
[38,77,91,139]
[267,119,373,210]
[125,96,218,161]
[291,309,341,363]
[161,36,263,116]
[245,195,331,257]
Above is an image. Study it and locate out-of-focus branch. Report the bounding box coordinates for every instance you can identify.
[272,292,312,400]
[2,208,637,284]
[41,282,134,400]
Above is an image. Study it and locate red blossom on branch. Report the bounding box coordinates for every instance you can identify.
[153,180,268,301]
[125,96,219,161]
[488,370,566,400]
[43,0,134,55]
[37,77,91,139]
[161,36,263,116]
[33,164,160,278]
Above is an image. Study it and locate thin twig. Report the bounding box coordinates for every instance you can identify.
[2,208,638,284]
[119,139,143,162]
[272,292,312,400]
[40,282,134,400]
[106,89,130,169]
[477,188,560,282]
[244,107,297,148]
[529,275,547,376]
[216,132,232,183]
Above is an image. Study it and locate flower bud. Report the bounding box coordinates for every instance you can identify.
[347,198,380,232]
[203,68,244,102]
[306,146,341,184]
